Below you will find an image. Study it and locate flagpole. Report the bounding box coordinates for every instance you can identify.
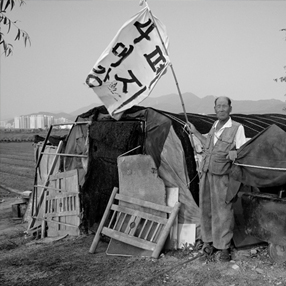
[146,4,200,172]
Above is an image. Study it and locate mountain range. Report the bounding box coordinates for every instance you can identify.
[6,93,286,123]
[70,93,286,116]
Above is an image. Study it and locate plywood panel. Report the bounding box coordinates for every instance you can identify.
[107,155,168,256]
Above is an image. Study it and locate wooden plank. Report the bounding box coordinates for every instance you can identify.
[28,141,64,230]
[117,213,128,232]
[40,152,87,158]
[111,204,168,225]
[138,219,148,238]
[43,218,79,228]
[107,211,116,229]
[113,211,122,230]
[165,187,179,250]
[36,187,79,195]
[150,223,161,242]
[128,216,142,236]
[35,125,53,169]
[45,194,79,201]
[45,211,79,217]
[152,202,181,258]
[49,169,79,181]
[89,187,119,254]
[102,227,156,251]
[144,221,154,240]
[52,121,91,126]
[115,193,173,214]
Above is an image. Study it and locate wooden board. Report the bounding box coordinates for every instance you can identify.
[107,155,167,256]
[43,169,81,237]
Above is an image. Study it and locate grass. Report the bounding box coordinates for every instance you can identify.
[0,142,35,192]
[0,128,69,142]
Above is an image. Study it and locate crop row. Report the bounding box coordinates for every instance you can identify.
[0,142,35,191]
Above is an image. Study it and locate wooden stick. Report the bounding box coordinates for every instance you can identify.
[152,202,181,259]
[148,6,199,172]
[40,152,88,158]
[89,187,118,254]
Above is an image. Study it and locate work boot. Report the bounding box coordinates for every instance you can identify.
[216,248,231,262]
[202,242,214,256]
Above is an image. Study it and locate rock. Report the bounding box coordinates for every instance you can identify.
[255,268,264,274]
[232,264,240,270]
[251,249,257,255]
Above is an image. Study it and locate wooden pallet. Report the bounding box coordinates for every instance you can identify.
[89,187,181,258]
[42,169,81,237]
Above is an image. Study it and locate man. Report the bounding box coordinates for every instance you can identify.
[188,96,247,262]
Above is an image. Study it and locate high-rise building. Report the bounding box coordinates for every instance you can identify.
[13,114,69,129]
[0,121,7,128]
[14,117,20,128]
[30,115,37,129]
[36,114,44,129]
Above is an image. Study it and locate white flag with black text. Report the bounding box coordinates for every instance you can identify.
[86,7,170,117]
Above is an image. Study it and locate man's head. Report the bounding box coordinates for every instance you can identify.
[214,96,232,122]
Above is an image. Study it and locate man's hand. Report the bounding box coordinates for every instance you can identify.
[226,150,237,162]
[187,122,197,134]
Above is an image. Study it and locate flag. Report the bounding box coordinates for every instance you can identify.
[86,6,170,118]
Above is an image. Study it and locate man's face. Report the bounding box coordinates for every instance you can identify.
[214,98,232,121]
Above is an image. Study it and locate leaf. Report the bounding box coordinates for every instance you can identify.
[8,18,11,32]
[24,35,28,46]
[14,28,20,41]
[10,0,14,11]
[4,0,11,11]
[3,40,7,51]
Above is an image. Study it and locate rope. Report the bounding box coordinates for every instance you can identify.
[234,162,286,171]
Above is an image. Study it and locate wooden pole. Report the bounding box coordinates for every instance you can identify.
[147,6,199,171]
[89,187,119,254]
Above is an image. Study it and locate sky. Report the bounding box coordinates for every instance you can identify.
[1,0,285,120]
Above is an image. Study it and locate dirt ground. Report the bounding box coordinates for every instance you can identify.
[0,188,286,286]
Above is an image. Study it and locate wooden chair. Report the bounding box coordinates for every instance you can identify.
[89,187,181,259]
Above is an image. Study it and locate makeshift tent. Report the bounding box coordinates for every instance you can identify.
[63,105,201,235]
[30,104,286,238]
[61,106,286,234]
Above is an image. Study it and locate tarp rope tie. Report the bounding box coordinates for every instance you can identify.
[234,162,286,171]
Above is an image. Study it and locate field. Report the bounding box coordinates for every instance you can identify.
[0,128,69,142]
[0,142,35,192]
[0,142,286,285]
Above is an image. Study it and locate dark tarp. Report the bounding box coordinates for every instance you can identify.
[227,124,286,202]
[64,105,200,233]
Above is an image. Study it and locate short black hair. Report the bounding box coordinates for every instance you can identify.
[214,97,232,106]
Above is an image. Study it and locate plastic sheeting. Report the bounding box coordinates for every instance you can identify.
[227,124,286,202]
